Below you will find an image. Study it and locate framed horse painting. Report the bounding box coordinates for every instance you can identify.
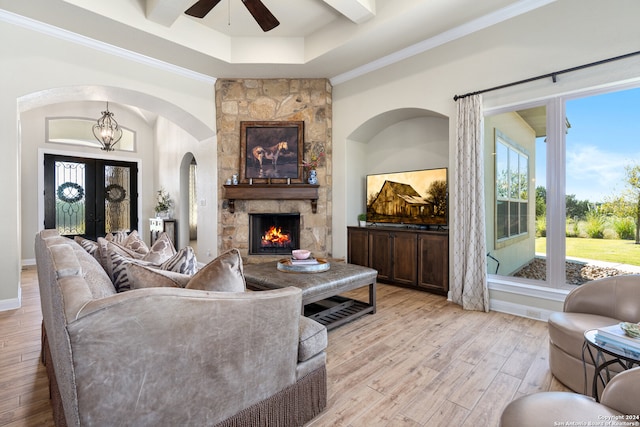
[240,121,304,183]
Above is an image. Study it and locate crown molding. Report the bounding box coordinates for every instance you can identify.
[0,9,217,85]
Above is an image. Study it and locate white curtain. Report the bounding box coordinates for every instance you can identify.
[452,94,489,312]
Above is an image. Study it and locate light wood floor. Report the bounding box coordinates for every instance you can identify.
[0,268,570,427]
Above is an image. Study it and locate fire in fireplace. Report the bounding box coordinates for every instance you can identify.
[249,213,300,255]
[262,225,291,247]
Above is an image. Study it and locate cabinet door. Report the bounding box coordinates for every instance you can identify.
[368,231,392,281]
[391,232,417,286]
[347,227,369,267]
[418,234,449,294]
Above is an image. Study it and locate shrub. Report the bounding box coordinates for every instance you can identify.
[536,215,546,237]
[613,216,636,240]
[566,217,579,238]
[584,211,605,238]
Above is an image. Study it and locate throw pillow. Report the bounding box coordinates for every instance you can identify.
[98,238,141,279]
[107,244,154,292]
[142,232,176,264]
[105,230,128,244]
[95,237,111,273]
[160,246,198,275]
[186,248,245,292]
[74,236,98,257]
[125,263,190,289]
[121,230,149,257]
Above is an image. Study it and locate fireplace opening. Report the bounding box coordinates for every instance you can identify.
[249,213,300,255]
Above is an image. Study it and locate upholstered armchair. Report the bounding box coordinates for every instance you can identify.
[548,275,640,393]
[500,366,640,426]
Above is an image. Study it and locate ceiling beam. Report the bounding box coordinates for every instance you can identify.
[145,0,194,27]
[322,0,374,24]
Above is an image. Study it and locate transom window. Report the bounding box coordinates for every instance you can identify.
[46,117,136,152]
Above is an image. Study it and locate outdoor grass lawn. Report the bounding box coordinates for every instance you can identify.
[536,237,640,266]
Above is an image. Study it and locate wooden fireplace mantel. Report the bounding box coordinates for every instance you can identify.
[223,184,319,213]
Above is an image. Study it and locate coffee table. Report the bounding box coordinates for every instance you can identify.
[243,261,378,330]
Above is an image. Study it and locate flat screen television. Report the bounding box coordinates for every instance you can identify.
[365,168,448,227]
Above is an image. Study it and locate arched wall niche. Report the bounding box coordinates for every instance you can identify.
[344,107,450,232]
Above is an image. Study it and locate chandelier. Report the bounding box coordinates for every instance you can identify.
[92,102,123,151]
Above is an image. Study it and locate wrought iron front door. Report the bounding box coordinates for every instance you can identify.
[44,154,138,240]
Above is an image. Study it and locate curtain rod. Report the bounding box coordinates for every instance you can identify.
[453,49,640,101]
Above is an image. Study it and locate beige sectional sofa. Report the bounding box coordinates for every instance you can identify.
[35,230,327,426]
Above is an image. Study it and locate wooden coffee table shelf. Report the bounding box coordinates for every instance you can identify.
[304,297,373,330]
[243,261,378,330]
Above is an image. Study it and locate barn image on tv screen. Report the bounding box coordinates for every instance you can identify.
[370,181,431,216]
[366,168,447,226]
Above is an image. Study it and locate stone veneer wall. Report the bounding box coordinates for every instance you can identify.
[216,79,332,262]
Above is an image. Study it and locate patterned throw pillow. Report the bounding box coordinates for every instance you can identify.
[105,230,128,244]
[160,246,198,275]
[108,247,154,292]
[97,238,141,279]
[142,233,176,264]
[186,248,245,292]
[74,236,99,256]
[121,230,149,257]
[125,263,190,289]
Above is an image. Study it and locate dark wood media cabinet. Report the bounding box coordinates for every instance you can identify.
[347,226,449,295]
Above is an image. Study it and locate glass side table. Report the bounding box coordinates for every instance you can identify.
[582,329,640,401]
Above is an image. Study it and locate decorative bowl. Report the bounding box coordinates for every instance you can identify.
[620,322,640,339]
[291,249,311,260]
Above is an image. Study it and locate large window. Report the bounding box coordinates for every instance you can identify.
[485,85,640,288]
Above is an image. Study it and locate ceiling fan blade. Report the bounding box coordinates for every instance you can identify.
[185,0,223,18]
[242,0,280,32]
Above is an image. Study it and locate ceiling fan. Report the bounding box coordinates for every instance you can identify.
[185,0,280,32]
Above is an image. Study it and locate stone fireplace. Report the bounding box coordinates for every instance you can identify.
[249,213,300,255]
[215,78,333,261]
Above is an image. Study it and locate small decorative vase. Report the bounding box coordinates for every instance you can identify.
[307,169,318,185]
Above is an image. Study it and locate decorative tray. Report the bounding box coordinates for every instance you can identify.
[277,258,330,273]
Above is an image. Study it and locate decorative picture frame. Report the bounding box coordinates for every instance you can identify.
[240,121,304,183]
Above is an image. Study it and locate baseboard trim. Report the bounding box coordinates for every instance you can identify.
[0,287,21,312]
[489,298,555,321]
